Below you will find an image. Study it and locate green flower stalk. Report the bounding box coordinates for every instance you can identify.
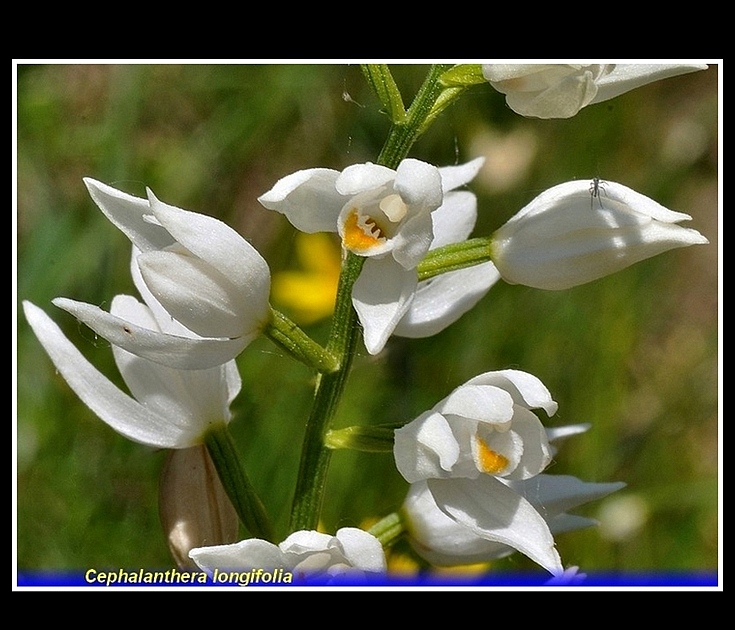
[273,66,471,532]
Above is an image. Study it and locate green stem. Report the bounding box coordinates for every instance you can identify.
[264,307,339,374]
[324,423,398,453]
[417,237,494,281]
[205,425,274,542]
[377,64,455,170]
[289,65,454,533]
[288,253,364,531]
[368,512,405,548]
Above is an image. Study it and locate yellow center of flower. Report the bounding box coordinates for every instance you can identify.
[476,437,509,475]
[342,208,386,253]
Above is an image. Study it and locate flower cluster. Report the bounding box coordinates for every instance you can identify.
[22,63,710,585]
[24,258,245,561]
[54,178,272,370]
[393,370,623,575]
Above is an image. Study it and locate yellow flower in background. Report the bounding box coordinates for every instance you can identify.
[271,232,341,325]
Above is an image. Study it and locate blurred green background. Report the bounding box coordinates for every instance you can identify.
[15,63,719,578]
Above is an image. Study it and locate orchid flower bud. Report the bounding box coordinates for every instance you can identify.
[482,64,708,119]
[490,179,708,290]
[159,446,239,569]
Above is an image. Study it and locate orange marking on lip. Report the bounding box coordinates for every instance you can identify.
[476,437,508,474]
[342,209,384,252]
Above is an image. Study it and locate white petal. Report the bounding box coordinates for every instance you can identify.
[514,73,596,118]
[482,64,570,83]
[393,263,500,338]
[478,64,715,120]
[147,191,271,304]
[53,297,249,370]
[394,410,461,483]
[189,538,286,573]
[336,163,396,195]
[546,423,590,442]
[592,64,708,105]
[465,370,558,416]
[390,208,435,269]
[506,474,626,518]
[429,190,478,249]
[428,476,563,575]
[334,528,387,572]
[110,295,237,426]
[129,253,244,415]
[83,178,175,252]
[547,514,599,534]
[130,247,191,335]
[484,65,598,119]
[601,180,698,223]
[393,158,443,212]
[258,168,344,233]
[351,258,417,355]
[23,301,198,448]
[222,360,242,408]
[438,157,485,193]
[280,530,334,555]
[137,250,251,339]
[498,406,552,479]
[437,384,515,425]
[403,481,512,566]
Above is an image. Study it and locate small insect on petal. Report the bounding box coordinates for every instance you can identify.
[589,177,606,209]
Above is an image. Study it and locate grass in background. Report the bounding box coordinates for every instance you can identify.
[16,63,719,574]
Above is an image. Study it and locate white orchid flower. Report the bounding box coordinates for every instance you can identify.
[482,63,708,119]
[392,369,566,574]
[23,295,241,449]
[53,179,271,370]
[490,179,709,290]
[258,158,489,354]
[394,369,557,484]
[403,475,623,573]
[189,527,386,582]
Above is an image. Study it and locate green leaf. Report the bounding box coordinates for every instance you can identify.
[361,64,407,124]
[419,86,467,136]
[440,64,486,87]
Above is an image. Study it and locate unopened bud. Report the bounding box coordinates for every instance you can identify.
[159,445,239,569]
